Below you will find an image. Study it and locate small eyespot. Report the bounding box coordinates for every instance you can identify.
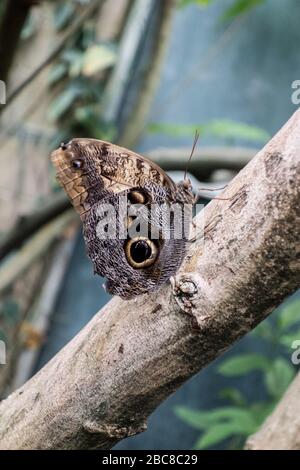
[60,142,68,150]
[71,159,84,170]
[128,189,148,204]
[124,237,158,269]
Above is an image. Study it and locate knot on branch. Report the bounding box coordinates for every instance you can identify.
[171,273,200,315]
[83,420,147,439]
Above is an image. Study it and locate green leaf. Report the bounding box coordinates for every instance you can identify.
[48,85,82,122]
[280,331,300,349]
[148,119,270,144]
[265,358,295,399]
[62,50,84,77]
[218,354,271,377]
[175,406,212,430]
[175,406,257,431]
[82,44,117,77]
[203,119,269,142]
[277,299,300,331]
[21,13,36,40]
[148,122,194,137]
[249,402,275,425]
[194,421,250,449]
[178,0,214,7]
[62,49,83,65]
[0,299,20,324]
[218,388,246,406]
[221,0,264,22]
[54,2,75,31]
[48,63,68,86]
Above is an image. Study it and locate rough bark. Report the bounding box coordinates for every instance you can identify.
[246,372,300,450]
[0,110,299,449]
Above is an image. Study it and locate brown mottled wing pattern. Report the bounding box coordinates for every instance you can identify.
[51,138,194,299]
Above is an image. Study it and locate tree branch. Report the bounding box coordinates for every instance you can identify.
[0,110,299,449]
[147,146,256,179]
[246,372,300,450]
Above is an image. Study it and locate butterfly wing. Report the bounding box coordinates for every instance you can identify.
[51,138,193,299]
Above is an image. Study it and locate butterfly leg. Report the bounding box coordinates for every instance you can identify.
[194,185,238,202]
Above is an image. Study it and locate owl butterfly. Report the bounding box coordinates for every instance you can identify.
[51,139,194,299]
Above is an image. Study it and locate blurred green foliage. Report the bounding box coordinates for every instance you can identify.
[149,119,270,145]
[54,1,76,31]
[178,0,265,22]
[175,298,300,449]
[178,0,213,7]
[220,0,264,22]
[0,299,20,326]
[21,14,36,41]
[47,1,117,145]
[47,0,270,147]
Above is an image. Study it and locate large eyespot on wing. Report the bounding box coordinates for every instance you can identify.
[124,237,159,269]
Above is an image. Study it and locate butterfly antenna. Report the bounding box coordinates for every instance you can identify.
[184,129,200,181]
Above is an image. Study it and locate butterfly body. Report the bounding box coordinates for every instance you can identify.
[51,139,194,299]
